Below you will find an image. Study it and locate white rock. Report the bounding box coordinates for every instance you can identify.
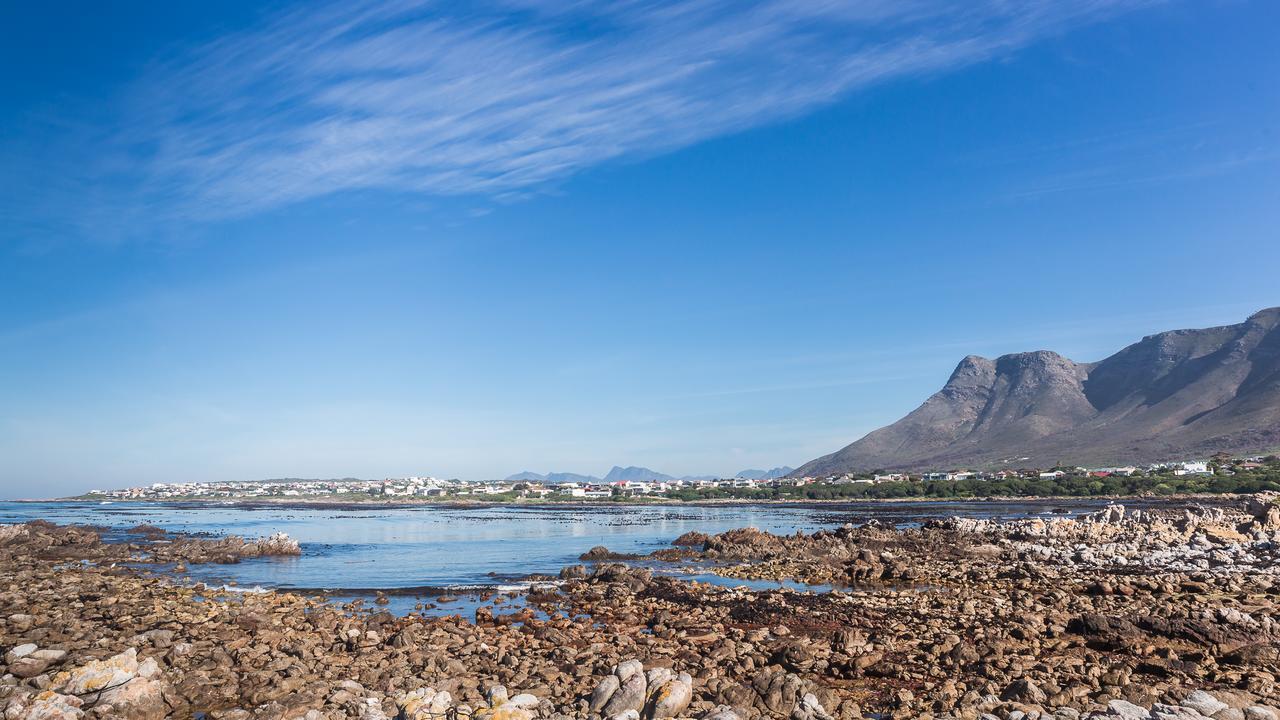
[1107,699,1151,719]
[5,644,37,664]
[1181,691,1228,717]
[507,694,538,708]
[615,659,644,682]
[1150,704,1208,719]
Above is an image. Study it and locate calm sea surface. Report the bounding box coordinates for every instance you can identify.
[0,498,1156,595]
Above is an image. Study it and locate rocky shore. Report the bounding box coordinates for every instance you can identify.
[3,496,1279,720]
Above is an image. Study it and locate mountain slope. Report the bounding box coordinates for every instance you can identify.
[795,307,1280,475]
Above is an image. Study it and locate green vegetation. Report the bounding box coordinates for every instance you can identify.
[658,467,1280,501]
[68,462,1280,504]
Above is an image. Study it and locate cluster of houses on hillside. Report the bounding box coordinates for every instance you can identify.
[81,453,1275,501]
[826,454,1273,485]
[84,474,810,501]
[528,475,813,498]
[87,476,453,500]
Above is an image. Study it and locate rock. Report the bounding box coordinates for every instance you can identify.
[616,659,645,683]
[97,677,168,720]
[397,687,453,719]
[559,564,588,579]
[359,698,391,720]
[645,667,675,693]
[603,671,647,716]
[5,642,37,663]
[791,692,833,720]
[702,706,742,720]
[591,675,622,713]
[672,531,710,547]
[474,706,532,720]
[1107,699,1152,719]
[1245,709,1278,720]
[1150,705,1210,719]
[1003,679,1048,706]
[507,694,538,709]
[831,628,865,655]
[53,648,140,695]
[488,685,509,707]
[580,546,614,560]
[10,690,85,719]
[1183,691,1229,717]
[648,673,693,719]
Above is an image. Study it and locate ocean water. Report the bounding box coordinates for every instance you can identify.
[0,498,1144,595]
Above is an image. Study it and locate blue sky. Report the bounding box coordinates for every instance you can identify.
[1,0,1277,496]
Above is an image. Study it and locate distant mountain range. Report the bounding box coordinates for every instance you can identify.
[733,467,795,480]
[505,471,599,484]
[604,466,675,482]
[795,307,1280,476]
[505,465,794,483]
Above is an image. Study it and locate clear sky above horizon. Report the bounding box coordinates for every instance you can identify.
[2,1,1278,497]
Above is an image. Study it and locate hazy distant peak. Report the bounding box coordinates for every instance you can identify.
[603,466,675,482]
[735,467,795,480]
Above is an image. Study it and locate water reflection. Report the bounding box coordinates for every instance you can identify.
[0,498,1160,593]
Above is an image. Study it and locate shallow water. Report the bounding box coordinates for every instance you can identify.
[0,498,1163,595]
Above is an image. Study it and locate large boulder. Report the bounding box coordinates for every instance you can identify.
[4,690,85,719]
[648,672,693,719]
[52,648,141,695]
[590,660,695,720]
[45,648,169,720]
[603,670,647,716]
[95,677,167,720]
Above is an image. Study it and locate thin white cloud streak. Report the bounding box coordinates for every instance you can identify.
[1005,147,1279,199]
[107,0,1160,221]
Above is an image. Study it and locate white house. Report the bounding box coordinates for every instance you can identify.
[1174,461,1211,476]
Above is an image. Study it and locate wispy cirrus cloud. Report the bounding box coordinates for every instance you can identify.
[51,0,1165,225]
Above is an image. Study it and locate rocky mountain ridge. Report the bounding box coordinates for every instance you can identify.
[795,307,1280,475]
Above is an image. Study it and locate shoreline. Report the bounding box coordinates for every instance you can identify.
[17,491,1252,510]
[4,495,1280,719]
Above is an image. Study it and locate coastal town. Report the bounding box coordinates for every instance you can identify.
[78,454,1278,502]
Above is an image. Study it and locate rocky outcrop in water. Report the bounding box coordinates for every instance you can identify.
[0,520,301,566]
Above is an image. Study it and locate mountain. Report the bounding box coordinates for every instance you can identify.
[603,466,675,482]
[735,467,795,480]
[545,472,600,484]
[504,471,600,484]
[795,307,1280,475]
